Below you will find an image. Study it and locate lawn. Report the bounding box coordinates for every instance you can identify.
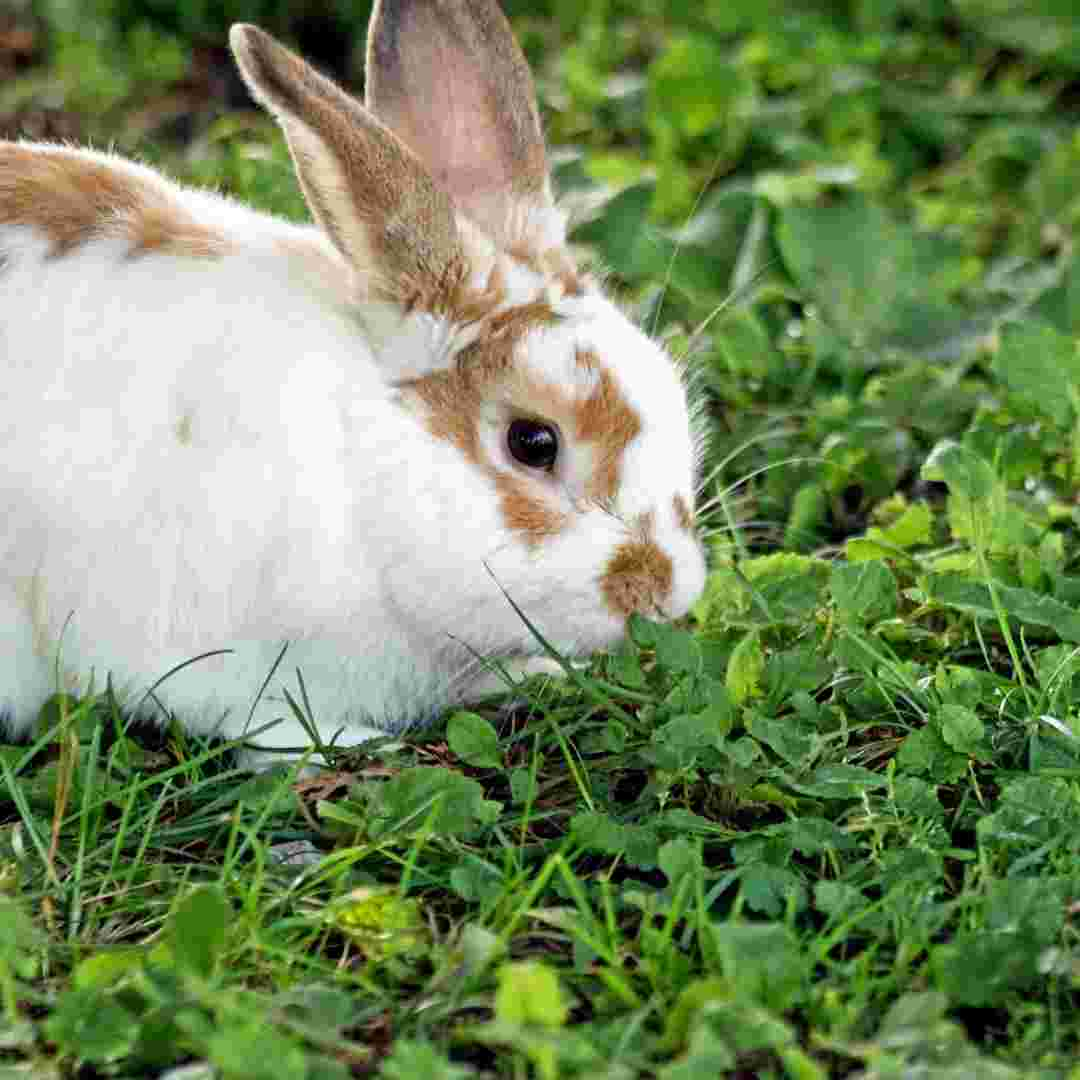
[2,1,1079,1076]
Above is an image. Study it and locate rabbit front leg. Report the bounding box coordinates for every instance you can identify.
[464,656,568,698]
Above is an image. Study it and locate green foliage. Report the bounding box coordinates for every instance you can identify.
[6,0,1080,1075]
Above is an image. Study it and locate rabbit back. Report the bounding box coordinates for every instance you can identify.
[0,145,439,747]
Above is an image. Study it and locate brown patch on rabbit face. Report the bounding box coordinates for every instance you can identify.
[494,473,569,543]
[0,144,228,259]
[401,307,577,549]
[402,299,565,454]
[673,493,695,534]
[600,517,675,618]
[405,333,647,549]
[574,349,642,502]
[406,356,568,549]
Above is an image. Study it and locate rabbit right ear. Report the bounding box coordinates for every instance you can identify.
[229,24,468,302]
[365,0,562,258]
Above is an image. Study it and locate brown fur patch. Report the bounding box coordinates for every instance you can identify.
[600,538,674,618]
[574,348,642,502]
[673,493,695,534]
[507,240,585,298]
[0,143,228,259]
[494,473,569,544]
[403,334,644,546]
[402,297,565,453]
[400,301,577,547]
[232,24,473,314]
[404,354,568,549]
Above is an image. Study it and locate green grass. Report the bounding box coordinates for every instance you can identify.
[4,2,1080,1076]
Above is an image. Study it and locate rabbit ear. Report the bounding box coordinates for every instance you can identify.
[230,23,466,298]
[365,0,558,254]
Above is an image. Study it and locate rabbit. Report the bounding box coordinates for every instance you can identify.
[0,0,708,765]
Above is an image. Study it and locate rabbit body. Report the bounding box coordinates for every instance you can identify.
[0,3,707,759]
[2,159,433,750]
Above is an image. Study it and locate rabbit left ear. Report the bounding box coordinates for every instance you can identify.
[365,0,561,256]
[230,23,469,303]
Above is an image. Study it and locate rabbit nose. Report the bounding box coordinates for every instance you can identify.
[599,537,674,619]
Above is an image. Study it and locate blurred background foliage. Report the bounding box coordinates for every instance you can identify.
[5,0,1080,552]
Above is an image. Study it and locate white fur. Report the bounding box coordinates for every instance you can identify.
[0,17,706,763]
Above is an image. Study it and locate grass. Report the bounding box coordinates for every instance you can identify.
[3,1,1080,1076]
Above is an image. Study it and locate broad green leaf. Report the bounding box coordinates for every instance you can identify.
[977,777,1080,871]
[992,321,1080,428]
[737,864,806,918]
[170,886,228,980]
[609,640,646,688]
[925,573,1080,642]
[785,817,856,855]
[458,923,503,976]
[1032,254,1080,334]
[891,776,945,821]
[494,961,568,1028]
[831,560,898,625]
[653,624,704,674]
[206,1020,308,1080]
[726,631,765,705]
[652,711,726,770]
[931,879,1067,1007]
[329,887,427,961]
[762,645,833,700]
[661,977,733,1054]
[814,881,864,916]
[44,989,140,1065]
[659,836,702,892]
[938,704,986,757]
[896,726,969,783]
[921,440,995,502]
[370,767,501,838]
[572,183,668,281]
[570,812,660,869]
[778,200,906,337]
[698,554,830,631]
[707,923,806,1010]
[276,984,358,1031]
[449,861,505,904]
[790,764,889,799]
[784,482,828,552]
[746,712,812,765]
[777,198,972,352]
[711,308,781,382]
[73,949,144,990]
[0,898,40,980]
[509,767,537,805]
[380,1040,476,1080]
[848,501,934,559]
[447,711,501,769]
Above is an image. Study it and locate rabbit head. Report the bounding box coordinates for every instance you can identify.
[229,4,707,672]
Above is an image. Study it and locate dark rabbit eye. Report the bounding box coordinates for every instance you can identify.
[507,419,559,470]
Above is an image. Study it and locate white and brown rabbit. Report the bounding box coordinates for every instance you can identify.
[0,0,707,761]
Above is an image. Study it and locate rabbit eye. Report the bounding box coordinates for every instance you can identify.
[507,418,559,471]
